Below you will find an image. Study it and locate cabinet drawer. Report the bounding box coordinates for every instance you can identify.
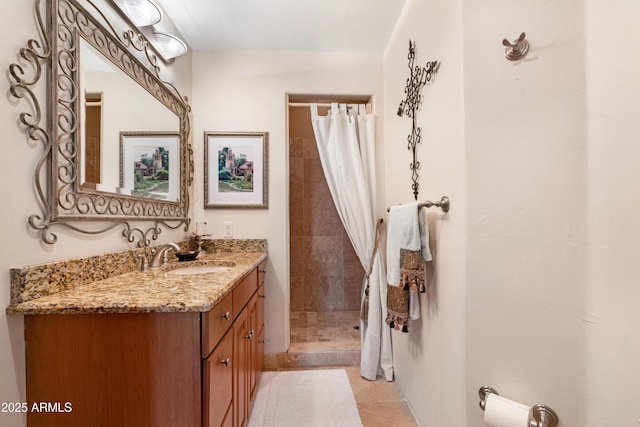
[233,268,258,318]
[203,329,234,427]
[202,292,233,358]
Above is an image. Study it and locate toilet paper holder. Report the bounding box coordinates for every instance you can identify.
[479,386,559,427]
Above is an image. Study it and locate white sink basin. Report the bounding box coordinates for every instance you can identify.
[166,265,232,275]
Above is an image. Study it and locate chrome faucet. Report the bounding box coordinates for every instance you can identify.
[150,242,181,268]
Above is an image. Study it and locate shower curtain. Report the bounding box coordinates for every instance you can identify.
[310,103,393,381]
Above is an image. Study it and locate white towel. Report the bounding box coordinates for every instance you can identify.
[386,202,431,322]
[386,202,432,286]
[418,204,432,262]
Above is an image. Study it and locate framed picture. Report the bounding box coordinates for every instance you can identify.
[119,131,180,202]
[204,131,268,209]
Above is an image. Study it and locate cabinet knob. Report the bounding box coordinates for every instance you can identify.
[221,311,230,320]
[259,294,266,299]
[220,358,231,367]
[261,339,267,344]
[260,268,267,273]
[246,330,254,340]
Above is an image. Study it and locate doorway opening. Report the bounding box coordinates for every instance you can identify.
[286,94,371,367]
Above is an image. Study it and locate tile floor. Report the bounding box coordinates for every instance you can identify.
[290,310,361,349]
[264,311,362,369]
[251,367,418,427]
[265,311,418,426]
[345,366,419,427]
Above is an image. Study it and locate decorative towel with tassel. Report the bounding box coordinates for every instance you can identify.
[385,202,431,333]
[386,250,427,332]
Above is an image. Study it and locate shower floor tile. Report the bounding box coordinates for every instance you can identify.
[264,311,361,369]
[290,310,360,352]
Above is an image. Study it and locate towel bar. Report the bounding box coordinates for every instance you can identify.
[478,386,558,427]
[387,196,450,213]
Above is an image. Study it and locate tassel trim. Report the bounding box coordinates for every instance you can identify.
[400,267,426,294]
[360,286,369,321]
[386,308,410,333]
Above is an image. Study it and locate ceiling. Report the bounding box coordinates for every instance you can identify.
[156,0,407,53]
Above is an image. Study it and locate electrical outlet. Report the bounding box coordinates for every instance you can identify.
[223,221,233,239]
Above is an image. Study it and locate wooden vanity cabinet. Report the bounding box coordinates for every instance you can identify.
[25,262,266,427]
[25,312,202,427]
[204,261,266,427]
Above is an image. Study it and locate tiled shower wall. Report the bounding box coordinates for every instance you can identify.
[289,107,364,312]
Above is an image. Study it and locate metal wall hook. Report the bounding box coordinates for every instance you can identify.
[502,32,529,60]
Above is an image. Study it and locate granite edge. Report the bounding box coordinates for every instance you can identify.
[6,239,267,314]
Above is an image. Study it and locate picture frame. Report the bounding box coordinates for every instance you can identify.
[119,131,180,202]
[204,131,269,209]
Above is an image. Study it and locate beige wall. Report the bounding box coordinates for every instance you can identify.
[585,1,640,425]
[190,50,384,353]
[383,0,467,425]
[463,0,587,425]
[386,0,640,426]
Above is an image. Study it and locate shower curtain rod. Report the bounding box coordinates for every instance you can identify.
[289,102,373,114]
[288,102,369,107]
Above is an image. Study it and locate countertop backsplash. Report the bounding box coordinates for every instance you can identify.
[8,239,267,307]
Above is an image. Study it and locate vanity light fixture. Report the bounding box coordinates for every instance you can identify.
[153,31,188,59]
[111,0,188,60]
[112,0,162,27]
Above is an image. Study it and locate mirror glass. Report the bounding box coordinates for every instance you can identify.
[79,40,180,201]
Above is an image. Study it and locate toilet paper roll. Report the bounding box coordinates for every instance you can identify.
[484,393,530,427]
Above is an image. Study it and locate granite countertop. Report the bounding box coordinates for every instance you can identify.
[6,251,267,315]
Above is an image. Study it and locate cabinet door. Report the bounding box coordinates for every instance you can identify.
[256,284,265,339]
[203,330,234,427]
[256,283,266,389]
[248,292,258,402]
[233,308,249,427]
[258,261,266,289]
[26,313,201,427]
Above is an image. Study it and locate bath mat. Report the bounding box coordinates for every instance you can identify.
[247,369,363,427]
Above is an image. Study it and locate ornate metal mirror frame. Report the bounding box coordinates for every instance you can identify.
[9,0,193,247]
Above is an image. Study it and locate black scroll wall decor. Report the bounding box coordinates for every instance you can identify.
[397,40,439,200]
